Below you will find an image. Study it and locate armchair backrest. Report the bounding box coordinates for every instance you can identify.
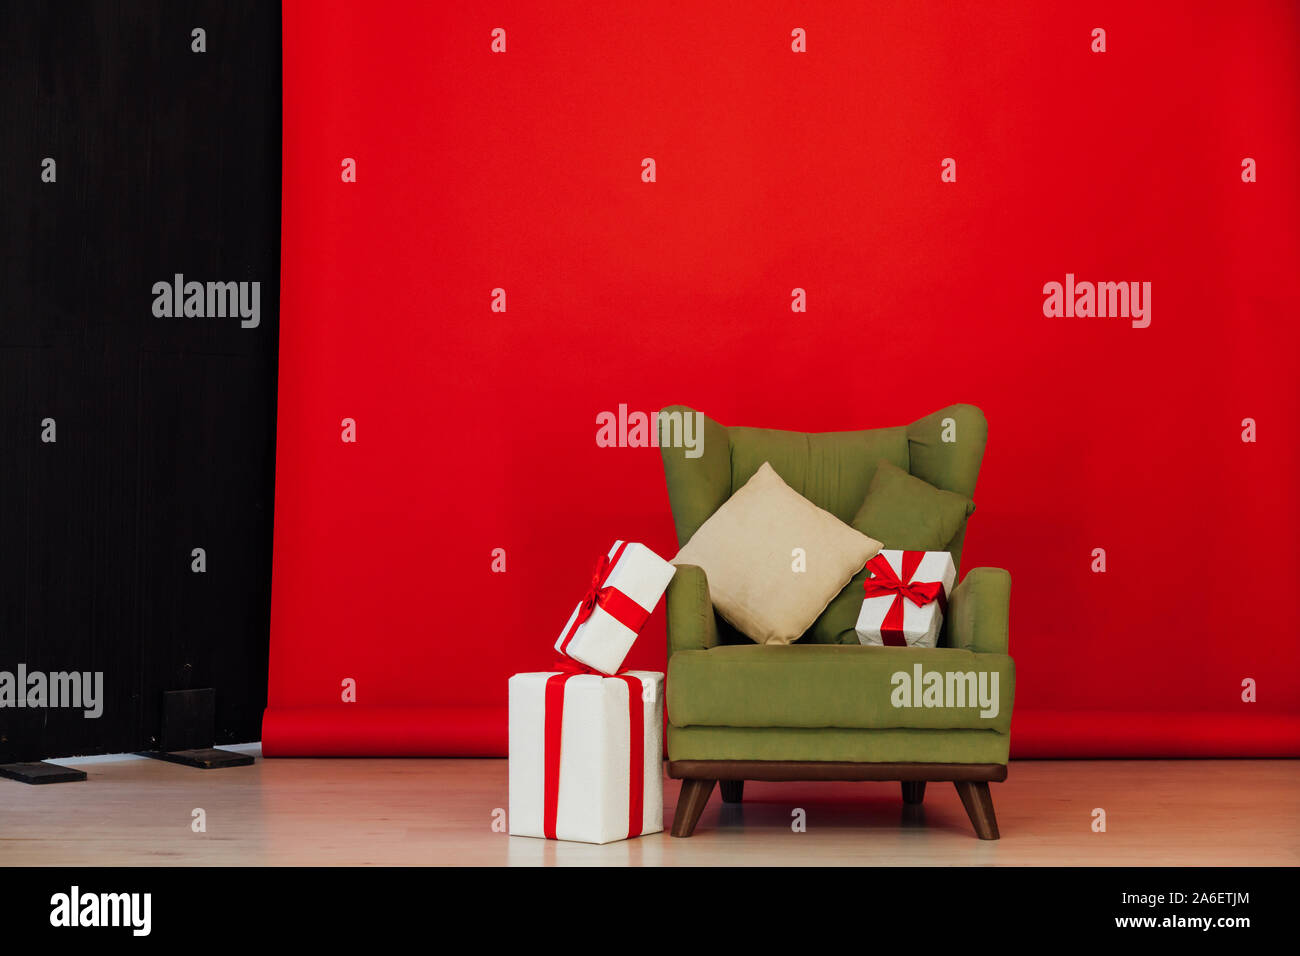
[659,404,987,574]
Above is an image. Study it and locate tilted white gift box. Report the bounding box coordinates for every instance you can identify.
[509,669,664,844]
[553,541,675,675]
[855,549,957,649]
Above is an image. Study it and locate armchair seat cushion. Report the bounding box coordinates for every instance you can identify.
[667,644,1014,734]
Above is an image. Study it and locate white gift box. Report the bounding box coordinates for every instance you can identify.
[554,541,676,675]
[855,550,957,649]
[508,670,664,844]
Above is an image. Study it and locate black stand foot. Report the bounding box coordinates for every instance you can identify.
[0,761,88,784]
[136,688,253,769]
[137,747,253,769]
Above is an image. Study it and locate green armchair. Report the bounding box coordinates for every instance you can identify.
[658,404,1014,839]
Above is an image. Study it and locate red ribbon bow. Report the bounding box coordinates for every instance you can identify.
[573,553,613,629]
[863,551,948,646]
[551,656,601,677]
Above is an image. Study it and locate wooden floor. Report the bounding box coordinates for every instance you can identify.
[1,748,1295,865]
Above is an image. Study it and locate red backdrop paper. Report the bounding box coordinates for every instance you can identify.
[264,0,1300,757]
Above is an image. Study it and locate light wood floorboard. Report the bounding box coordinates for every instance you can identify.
[1,748,1294,866]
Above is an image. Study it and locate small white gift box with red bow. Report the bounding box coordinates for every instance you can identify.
[553,540,676,675]
[855,550,957,649]
[508,667,664,844]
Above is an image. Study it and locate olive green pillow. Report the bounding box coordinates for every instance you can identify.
[850,460,974,551]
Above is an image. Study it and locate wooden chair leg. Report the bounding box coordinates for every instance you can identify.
[670,778,716,837]
[953,780,1000,840]
[719,779,744,803]
[901,780,926,805]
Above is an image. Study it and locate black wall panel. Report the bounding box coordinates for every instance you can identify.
[0,2,281,760]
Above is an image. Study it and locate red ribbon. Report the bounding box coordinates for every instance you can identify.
[863,551,948,647]
[542,658,645,841]
[556,541,651,660]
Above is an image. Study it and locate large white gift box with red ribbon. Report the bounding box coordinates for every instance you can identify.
[554,541,675,675]
[508,668,664,844]
[855,550,957,649]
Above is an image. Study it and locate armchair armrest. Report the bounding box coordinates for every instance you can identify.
[947,567,1011,655]
[665,563,719,657]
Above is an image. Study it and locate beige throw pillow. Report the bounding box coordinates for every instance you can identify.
[673,462,883,645]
